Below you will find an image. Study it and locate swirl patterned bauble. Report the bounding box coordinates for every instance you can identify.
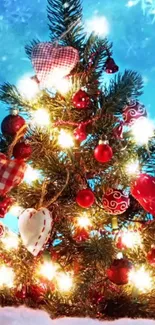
[102,189,130,215]
[123,101,147,126]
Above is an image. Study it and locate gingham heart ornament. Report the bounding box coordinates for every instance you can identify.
[18,208,52,256]
[31,42,79,87]
[0,153,26,196]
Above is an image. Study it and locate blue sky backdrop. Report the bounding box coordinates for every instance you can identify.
[0,0,155,231]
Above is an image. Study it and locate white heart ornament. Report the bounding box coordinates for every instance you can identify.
[18,208,52,256]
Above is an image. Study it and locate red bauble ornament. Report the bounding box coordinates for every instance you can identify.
[74,123,87,142]
[131,173,155,216]
[74,228,89,242]
[13,141,32,160]
[15,285,27,299]
[147,248,155,267]
[1,114,26,136]
[123,101,147,126]
[107,258,133,285]
[103,189,130,215]
[94,142,113,163]
[76,188,95,208]
[29,283,47,301]
[105,57,119,74]
[72,90,90,109]
[0,197,14,218]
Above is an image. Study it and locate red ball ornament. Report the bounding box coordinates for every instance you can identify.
[29,283,47,301]
[74,123,87,142]
[94,141,113,163]
[13,141,32,160]
[15,285,27,299]
[74,228,89,242]
[76,188,95,208]
[0,197,14,218]
[147,248,155,267]
[72,89,90,109]
[123,101,147,126]
[131,173,155,216]
[105,57,119,74]
[107,258,133,285]
[1,114,26,136]
[103,189,130,215]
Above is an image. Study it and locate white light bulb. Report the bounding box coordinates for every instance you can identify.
[77,215,91,229]
[9,204,23,216]
[121,231,142,249]
[38,262,57,281]
[54,77,72,96]
[0,265,14,288]
[17,75,40,100]
[129,266,152,292]
[126,160,139,175]
[1,233,19,250]
[57,273,73,292]
[23,165,41,184]
[116,252,124,259]
[85,15,110,37]
[58,130,74,148]
[132,118,154,145]
[31,108,50,127]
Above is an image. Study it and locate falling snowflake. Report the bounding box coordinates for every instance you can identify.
[5,6,31,24]
[126,0,155,23]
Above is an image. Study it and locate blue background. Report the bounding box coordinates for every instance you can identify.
[0,0,155,232]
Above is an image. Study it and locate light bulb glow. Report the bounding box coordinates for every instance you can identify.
[85,15,110,37]
[126,0,138,7]
[1,233,19,250]
[121,231,142,249]
[54,77,72,96]
[31,108,50,127]
[77,215,91,229]
[129,266,152,292]
[58,130,74,148]
[0,265,14,288]
[23,165,41,184]
[126,160,139,175]
[116,252,124,259]
[38,262,57,281]
[132,118,154,145]
[57,272,73,292]
[17,75,40,100]
[9,204,23,216]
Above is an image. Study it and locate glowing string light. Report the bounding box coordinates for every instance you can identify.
[131,118,154,145]
[85,15,110,37]
[121,231,142,249]
[129,266,152,292]
[1,233,19,250]
[58,130,74,148]
[23,165,41,184]
[57,272,73,292]
[0,265,14,288]
[9,204,23,217]
[77,214,91,229]
[17,75,40,100]
[38,262,57,281]
[126,160,139,175]
[31,108,50,127]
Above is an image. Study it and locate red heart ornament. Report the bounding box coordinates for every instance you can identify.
[131,173,155,216]
[0,153,26,196]
[31,43,79,87]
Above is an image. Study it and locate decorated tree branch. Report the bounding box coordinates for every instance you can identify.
[0,0,154,319]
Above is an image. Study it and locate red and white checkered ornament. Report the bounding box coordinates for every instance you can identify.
[31,43,79,87]
[103,189,130,215]
[123,101,147,126]
[0,153,26,196]
[19,207,52,256]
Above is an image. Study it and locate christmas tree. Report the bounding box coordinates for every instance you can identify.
[0,0,154,319]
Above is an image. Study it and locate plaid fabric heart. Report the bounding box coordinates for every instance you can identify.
[0,153,26,196]
[31,43,79,87]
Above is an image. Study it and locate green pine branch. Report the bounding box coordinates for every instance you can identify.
[47,0,85,51]
[0,83,33,111]
[25,39,40,60]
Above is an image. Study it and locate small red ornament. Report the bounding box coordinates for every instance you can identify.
[29,283,47,301]
[147,248,155,267]
[15,285,27,299]
[107,258,133,285]
[76,188,95,208]
[1,114,26,136]
[74,228,89,242]
[74,123,87,142]
[103,189,130,215]
[72,90,90,109]
[131,173,155,216]
[123,101,147,126]
[0,197,14,218]
[13,141,32,160]
[94,141,113,163]
[105,57,119,74]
